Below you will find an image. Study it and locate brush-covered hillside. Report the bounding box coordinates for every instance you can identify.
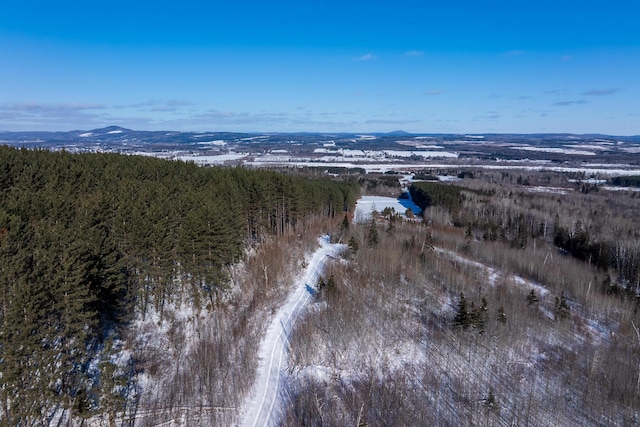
[285,170,640,426]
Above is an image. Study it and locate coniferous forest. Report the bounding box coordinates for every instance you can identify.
[0,146,358,423]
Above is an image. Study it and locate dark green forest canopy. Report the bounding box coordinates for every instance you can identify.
[0,146,358,420]
[409,181,465,213]
[611,175,640,187]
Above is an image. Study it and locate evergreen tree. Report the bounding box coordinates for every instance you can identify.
[453,293,470,329]
[367,219,379,246]
[341,213,350,230]
[387,219,396,235]
[485,388,500,415]
[326,274,337,293]
[555,292,571,320]
[527,289,539,307]
[475,297,488,333]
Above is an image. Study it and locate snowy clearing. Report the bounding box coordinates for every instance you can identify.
[603,185,640,192]
[176,153,249,164]
[196,140,228,146]
[510,145,596,156]
[354,195,422,223]
[524,186,571,195]
[383,150,458,158]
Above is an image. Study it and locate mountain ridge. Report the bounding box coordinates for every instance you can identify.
[1,126,638,142]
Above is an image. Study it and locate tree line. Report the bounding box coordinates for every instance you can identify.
[611,175,640,187]
[409,173,640,299]
[409,181,465,215]
[0,146,358,423]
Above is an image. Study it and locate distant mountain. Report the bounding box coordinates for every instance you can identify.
[1,127,639,150]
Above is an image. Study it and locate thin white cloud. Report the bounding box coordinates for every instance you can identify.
[506,50,525,56]
[581,88,620,96]
[363,118,421,125]
[129,99,193,109]
[0,102,108,130]
[167,99,194,107]
[404,50,424,57]
[354,53,377,61]
[553,100,588,106]
[0,102,394,133]
[4,102,105,112]
[544,89,569,96]
[150,106,178,112]
[473,111,501,120]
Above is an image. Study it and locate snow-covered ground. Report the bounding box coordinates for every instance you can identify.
[311,148,458,159]
[353,195,422,223]
[175,153,249,164]
[524,186,571,195]
[196,140,228,146]
[510,145,597,156]
[239,236,345,427]
[603,185,640,192]
[383,149,458,158]
[434,247,551,299]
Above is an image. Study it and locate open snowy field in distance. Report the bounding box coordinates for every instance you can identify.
[354,195,422,223]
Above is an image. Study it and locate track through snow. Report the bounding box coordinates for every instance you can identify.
[239,236,344,427]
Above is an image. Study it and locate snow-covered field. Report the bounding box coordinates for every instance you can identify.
[510,145,597,156]
[313,148,369,157]
[121,147,640,178]
[525,186,571,195]
[196,140,228,146]
[354,195,422,223]
[383,149,458,158]
[312,148,458,159]
[175,153,249,164]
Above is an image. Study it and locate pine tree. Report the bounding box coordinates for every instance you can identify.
[555,292,571,320]
[387,219,396,235]
[485,388,500,414]
[341,213,350,230]
[453,293,470,329]
[98,338,128,426]
[326,274,337,293]
[476,297,488,333]
[367,219,379,246]
[527,289,539,307]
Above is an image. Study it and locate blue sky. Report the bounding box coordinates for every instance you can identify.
[1,0,639,134]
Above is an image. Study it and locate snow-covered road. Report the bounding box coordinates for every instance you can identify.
[239,236,344,427]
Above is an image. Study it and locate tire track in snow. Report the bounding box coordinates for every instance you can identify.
[240,236,343,427]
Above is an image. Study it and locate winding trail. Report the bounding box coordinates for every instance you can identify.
[239,236,344,427]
